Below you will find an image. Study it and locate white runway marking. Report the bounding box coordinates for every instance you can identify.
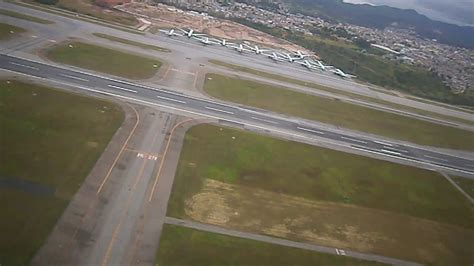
[156,95,186,104]
[9,61,39,70]
[107,84,137,93]
[250,116,279,124]
[373,140,393,146]
[137,153,158,161]
[381,149,402,156]
[59,73,89,82]
[383,147,409,153]
[350,146,474,175]
[341,136,368,144]
[296,126,324,134]
[424,155,448,162]
[205,106,234,114]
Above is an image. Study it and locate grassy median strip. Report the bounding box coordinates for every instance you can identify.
[167,124,474,265]
[209,60,474,125]
[0,80,124,265]
[204,73,474,150]
[44,41,161,79]
[0,8,53,24]
[92,33,170,52]
[157,224,385,266]
[0,22,26,40]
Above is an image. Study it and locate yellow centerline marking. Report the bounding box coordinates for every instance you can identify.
[97,103,140,194]
[148,119,194,202]
[101,159,148,266]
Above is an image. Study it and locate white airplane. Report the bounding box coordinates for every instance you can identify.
[178,28,206,38]
[213,38,234,47]
[228,43,252,53]
[293,50,310,59]
[295,60,320,70]
[315,60,333,71]
[332,68,357,78]
[192,36,217,45]
[279,52,302,63]
[244,44,270,54]
[263,52,287,62]
[159,29,182,37]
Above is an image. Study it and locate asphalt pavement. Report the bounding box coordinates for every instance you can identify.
[1,53,473,176]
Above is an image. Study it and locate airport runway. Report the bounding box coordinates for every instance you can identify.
[2,53,473,176]
[1,0,473,124]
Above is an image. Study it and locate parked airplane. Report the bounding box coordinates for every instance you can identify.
[178,28,206,38]
[315,60,333,71]
[279,52,303,63]
[295,60,320,70]
[193,36,217,45]
[263,52,287,62]
[245,44,270,54]
[228,43,252,53]
[293,50,310,59]
[332,68,357,78]
[159,29,182,37]
[213,38,234,47]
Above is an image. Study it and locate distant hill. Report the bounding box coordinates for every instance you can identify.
[281,0,474,49]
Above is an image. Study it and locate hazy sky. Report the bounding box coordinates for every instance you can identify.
[342,0,474,26]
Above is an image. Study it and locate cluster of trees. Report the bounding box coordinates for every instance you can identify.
[229,18,473,106]
[35,0,58,4]
[281,0,474,49]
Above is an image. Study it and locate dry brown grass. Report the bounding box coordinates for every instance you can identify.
[184,179,473,265]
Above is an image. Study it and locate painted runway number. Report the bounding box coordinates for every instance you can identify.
[137,153,158,161]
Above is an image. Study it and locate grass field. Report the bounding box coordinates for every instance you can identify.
[0,80,124,265]
[24,0,137,26]
[451,176,474,198]
[0,8,53,24]
[92,33,171,52]
[156,224,385,266]
[0,22,26,40]
[167,124,474,264]
[209,60,474,125]
[45,41,161,79]
[231,19,474,107]
[204,74,474,150]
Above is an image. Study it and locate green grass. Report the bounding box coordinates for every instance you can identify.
[24,0,137,26]
[167,124,474,264]
[13,0,143,35]
[209,60,474,126]
[0,80,124,265]
[157,224,385,266]
[230,20,474,107]
[92,33,171,52]
[0,8,53,24]
[451,176,474,198]
[204,74,474,150]
[0,22,26,40]
[45,41,161,79]
[168,124,474,229]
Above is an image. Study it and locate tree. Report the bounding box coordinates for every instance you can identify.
[36,0,59,4]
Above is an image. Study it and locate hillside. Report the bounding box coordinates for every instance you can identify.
[280,0,474,49]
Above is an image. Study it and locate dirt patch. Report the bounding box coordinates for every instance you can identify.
[183,179,473,265]
[120,2,310,54]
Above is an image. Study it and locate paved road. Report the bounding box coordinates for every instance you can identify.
[1,0,473,124]
[2,54,473,176]
[164,217,421,266]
